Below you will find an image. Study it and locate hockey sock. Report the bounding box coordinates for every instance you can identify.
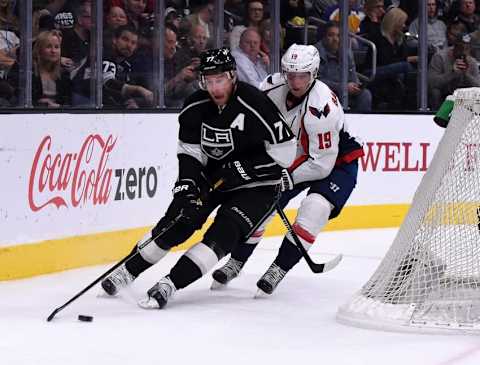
[274,236,302,272]
[231,242,258,263]
[169,255,203,289]
[125,245,153,278]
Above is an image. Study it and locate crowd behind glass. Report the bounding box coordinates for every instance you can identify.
[2,0,480,112]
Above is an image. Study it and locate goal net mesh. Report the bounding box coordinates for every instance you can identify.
[337,88,480,334]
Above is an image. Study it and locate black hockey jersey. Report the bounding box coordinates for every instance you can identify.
[177,81,296,190]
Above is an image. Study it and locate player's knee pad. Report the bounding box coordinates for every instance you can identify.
[184,241,220,275]
[203,215,242,259]
[288,193,333,250]
[136,231,169,265]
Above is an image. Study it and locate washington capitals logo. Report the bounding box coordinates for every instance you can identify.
[309,104,330,120]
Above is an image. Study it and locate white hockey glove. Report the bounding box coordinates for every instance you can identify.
[280,169,294,192]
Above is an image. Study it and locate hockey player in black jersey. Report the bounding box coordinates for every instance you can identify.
[100,48,296,309]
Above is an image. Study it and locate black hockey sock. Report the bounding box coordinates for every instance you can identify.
[231,243,257,264]
[169,255,203,289]
[274,237,302,272]
[125,246,153,278]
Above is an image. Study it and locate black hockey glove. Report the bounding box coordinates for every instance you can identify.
[213,159,281,191]
[171,179,204,227]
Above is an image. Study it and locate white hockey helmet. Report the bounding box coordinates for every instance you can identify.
[281,44,320,85]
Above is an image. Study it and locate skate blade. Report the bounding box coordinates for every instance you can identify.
[210,280,227,290]
[96,288,118,298]
[137,296,160,309]
[254,289,270,299]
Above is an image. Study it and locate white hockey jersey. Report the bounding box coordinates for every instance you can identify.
[260,73,364,184]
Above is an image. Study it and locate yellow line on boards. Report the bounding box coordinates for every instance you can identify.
[0,204,410,281]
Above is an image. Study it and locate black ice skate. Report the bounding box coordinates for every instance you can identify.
[211,257,244,289]
[256,263,287,296]
[101,263,135,296]
[138,276,176,309]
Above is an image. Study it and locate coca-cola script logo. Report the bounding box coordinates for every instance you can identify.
[29,134,116,211]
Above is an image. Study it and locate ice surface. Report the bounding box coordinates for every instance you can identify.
[1,228,479,365]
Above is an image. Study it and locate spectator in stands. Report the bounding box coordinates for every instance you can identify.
[103,25,153,108]
[282,0,309,49]
[174,24,207,71]
[106,5,128,29]
[315,22,372,112]
[34,0,81,36]
[104,6,128,48]
[310,0,338,19]
[123,0,155,49]
[32,30,72,107]
[259,18,272,58]
[322,0,364,34]
[467,27,480,60]
[408,0,447,54]
[446,19,467,46]
[165,6,182,30]
[365,7,417,110]
[360,0,385,40]
[428,32,480,109]
[61,1,91,67]
[164,25,200,107]
[225,0,245,21]
[0,10,18,106]
[229,0,264,49]
[105,0,154,13]
[231,28,269,88]
[281,0,307,27]
[0,0,18,32]
[187,0,215,47]
[450,0,480,33]
[0,25,19,84]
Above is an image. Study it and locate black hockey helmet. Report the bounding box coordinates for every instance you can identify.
[197,47,236,76]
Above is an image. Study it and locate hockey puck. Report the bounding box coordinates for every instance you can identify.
[78,315,93,322]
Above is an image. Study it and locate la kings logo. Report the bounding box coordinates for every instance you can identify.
[201,124,234,160]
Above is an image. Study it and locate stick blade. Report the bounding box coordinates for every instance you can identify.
[322,253,343,273]
[310,253,343,274]
[46,309,59,322]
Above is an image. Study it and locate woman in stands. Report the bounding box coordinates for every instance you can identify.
[32,30,72,108]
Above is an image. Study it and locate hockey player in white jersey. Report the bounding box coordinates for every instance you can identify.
[212,44,364,295]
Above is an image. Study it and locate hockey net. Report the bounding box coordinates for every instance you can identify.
[337,88,480,334]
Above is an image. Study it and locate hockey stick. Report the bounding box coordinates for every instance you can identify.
[477,207,480,232]
[47,180,224,322]
[275,203,342,274]
[46,215,182,322]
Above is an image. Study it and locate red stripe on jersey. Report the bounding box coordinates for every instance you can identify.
[335,148,365,166]
[289,154,308,172]
[251,230,265,238]
[289,115,310,172]
[293,223,316,244]
[300,116,309,153]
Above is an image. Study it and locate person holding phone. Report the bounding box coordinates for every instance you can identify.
[428,32,480,110]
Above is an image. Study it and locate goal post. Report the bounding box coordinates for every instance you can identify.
[337,88,480,334]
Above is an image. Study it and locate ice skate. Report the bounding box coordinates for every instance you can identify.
[211,257,244,289]
[100,264,135,296]
[255,263,287,296]
[138,276,176,309]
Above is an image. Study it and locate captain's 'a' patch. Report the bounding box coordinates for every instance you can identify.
[201,124,235,160]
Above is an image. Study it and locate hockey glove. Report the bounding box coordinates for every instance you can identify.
[213,159,281,191]
[171,179,204,227]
